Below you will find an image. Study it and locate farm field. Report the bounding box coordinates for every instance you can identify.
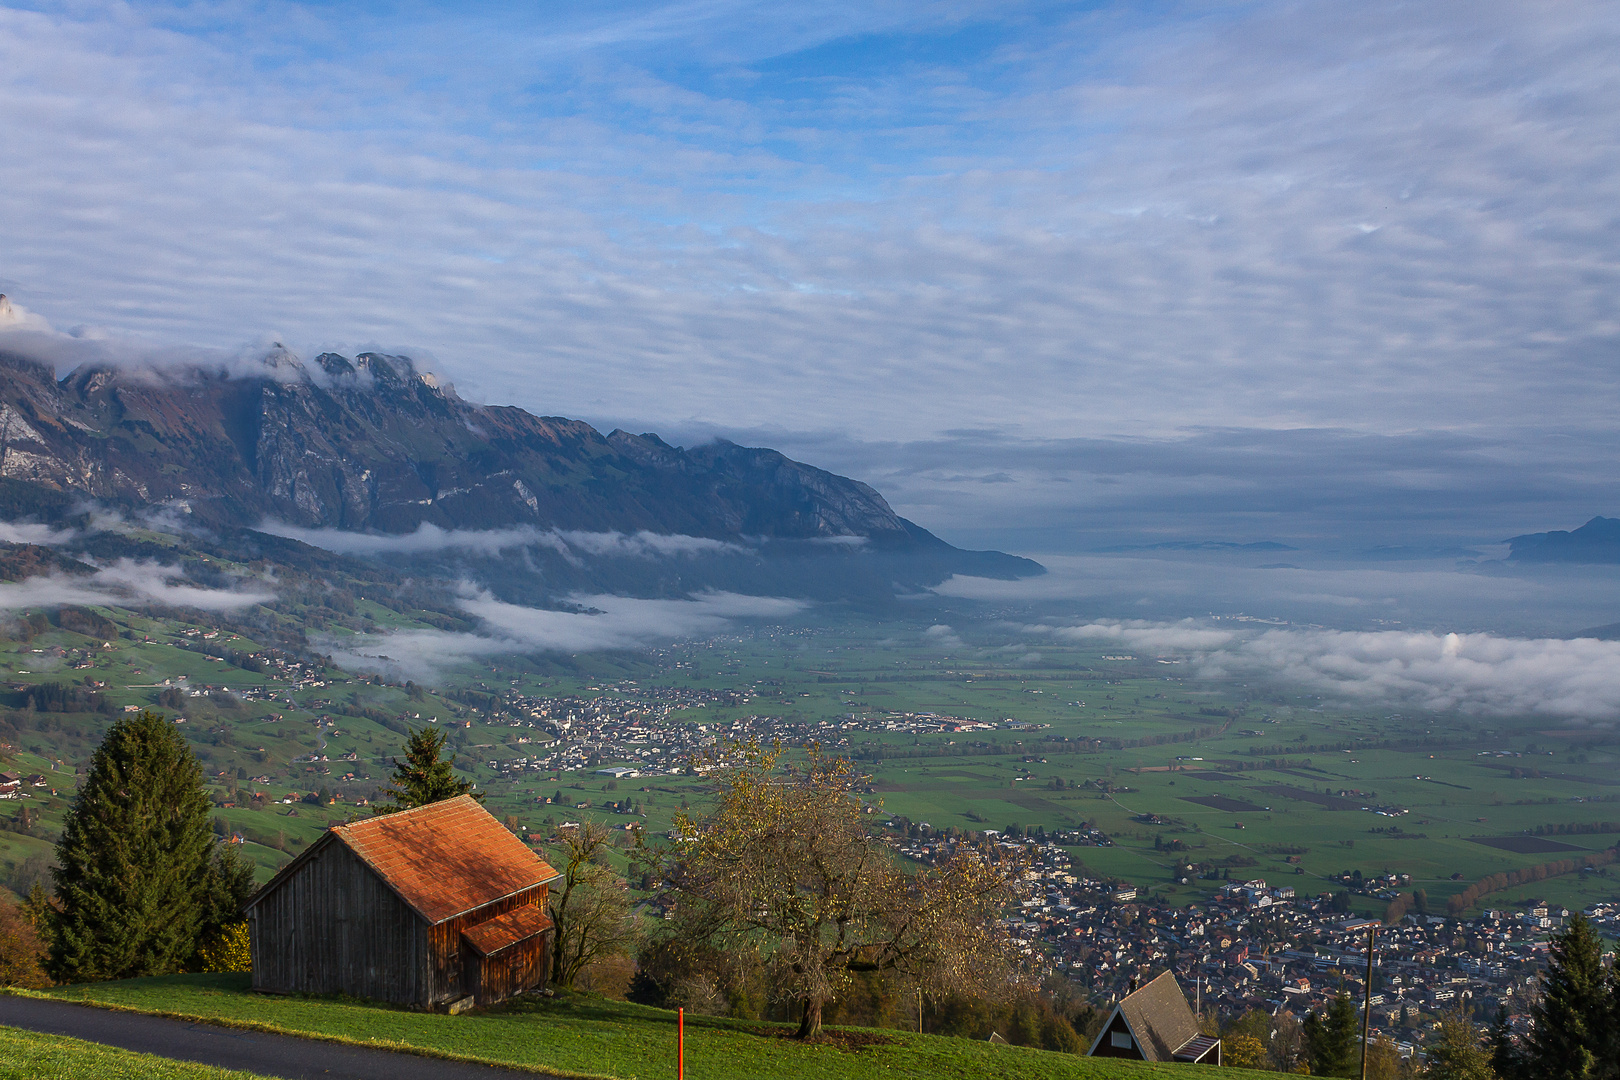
[25,976,1287,1080]
[5,606,1619,920]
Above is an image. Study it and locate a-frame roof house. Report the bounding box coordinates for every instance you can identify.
[1086,971,1221,1065]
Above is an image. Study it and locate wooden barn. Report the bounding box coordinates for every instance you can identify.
[244,795,559,1011]
[1087,971,1221,1065]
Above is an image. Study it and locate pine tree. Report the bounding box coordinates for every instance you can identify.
[379,725,480,812]
[1524,915,1610,1080]
[49,711,216,982]
[196,842,257,964]
[1304,992,1360,1077]
[1490,1003,1523,1080]
[1427,1010,1497,1080]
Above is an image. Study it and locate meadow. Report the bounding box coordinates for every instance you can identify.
[22,975,1287,1080]
[0,1024,267,1080]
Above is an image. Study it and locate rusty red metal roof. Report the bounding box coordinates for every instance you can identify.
[330,795,558,924]
[462,904,554,956]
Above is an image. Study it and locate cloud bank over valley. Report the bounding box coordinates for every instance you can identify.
[0,560,275,615]
[259,522,749,562]
[1008,619,1620,726]
[329,589,807,679]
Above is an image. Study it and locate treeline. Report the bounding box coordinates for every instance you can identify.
[1531,821,1620,836]
[1447,846,1620,915]
[854,738,1106,763]
[3,606,118,643]
[1107,721,1227,750]
[1244,734,1454,756]
[22,681,116,716]
[448,688,500,713]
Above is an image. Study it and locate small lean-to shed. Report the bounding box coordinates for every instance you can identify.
[245,795,559,1011]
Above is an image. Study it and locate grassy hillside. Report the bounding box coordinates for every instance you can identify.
[0,1025,270,1080]
[30,975,1287,1080]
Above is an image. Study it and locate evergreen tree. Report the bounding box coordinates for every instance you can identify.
[1303,992,1360,1077]
[379,726,480,812]
[1427,1010,1497,1080]
[49,711,216,982]
[1490,1003,1523,1080]
[196,842,257,963]
[1523,915,1611,1080]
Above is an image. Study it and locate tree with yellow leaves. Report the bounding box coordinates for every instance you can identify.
[664,743,1026,1039]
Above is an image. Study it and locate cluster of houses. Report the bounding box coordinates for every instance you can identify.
[0,770,48,799]
[889,825,1610,1055]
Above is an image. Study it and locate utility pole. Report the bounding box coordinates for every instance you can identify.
[1341,919,1380,1080]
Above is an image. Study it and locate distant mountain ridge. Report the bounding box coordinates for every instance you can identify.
[0,347,1040,598]
[1507,517,1620,564]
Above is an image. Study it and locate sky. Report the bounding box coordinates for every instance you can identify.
[2,0,1619,551]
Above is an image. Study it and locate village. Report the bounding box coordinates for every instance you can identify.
[886,823,1620,1061]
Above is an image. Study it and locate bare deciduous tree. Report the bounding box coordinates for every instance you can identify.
[665,744,1024,1039]
[547,821,637,989]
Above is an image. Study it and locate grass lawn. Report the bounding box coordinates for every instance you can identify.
[31,975,1287,1080]
[0,1025,272,1080]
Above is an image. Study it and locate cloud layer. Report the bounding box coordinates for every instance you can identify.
[329,588,805,677]
[1015,616,1620,724]
[259,522,748,561]
[0,560,275,614]
[939,553,1620,640]
[1225,628,1620,725]
[3,1,1617,454]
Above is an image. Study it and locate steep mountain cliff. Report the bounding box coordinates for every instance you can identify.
[0,348,1040,598]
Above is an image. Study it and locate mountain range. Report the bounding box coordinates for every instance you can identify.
[0,346,1040,601]
[1507,516,1620,564]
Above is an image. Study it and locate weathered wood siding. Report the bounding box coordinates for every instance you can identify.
[248,846,552,1009]
[248,839,430,1005]
[471,933,550,1005]
[429,884,550,1004]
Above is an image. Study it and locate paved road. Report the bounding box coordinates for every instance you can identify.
[0,995,559,1080]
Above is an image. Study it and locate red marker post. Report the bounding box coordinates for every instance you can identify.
[678,1006,685,1080]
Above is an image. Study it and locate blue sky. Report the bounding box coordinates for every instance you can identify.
[2,0,1619,552]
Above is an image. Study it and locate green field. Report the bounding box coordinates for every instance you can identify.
[5,604,1619,919]
[23,975,1286,1080]
[0,1024,271,1080]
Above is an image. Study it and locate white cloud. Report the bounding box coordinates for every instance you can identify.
[0,559,274,613]
[1013,612,1620,723]
[922,623,965,651]
[556,530,748,559]
[1,0,1616,454]
[259,521,748,560]
[0,521,77,545]
[1219,629,1620,725]
[329,588,806,677]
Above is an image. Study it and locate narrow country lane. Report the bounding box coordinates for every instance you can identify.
[0,996,559,1080]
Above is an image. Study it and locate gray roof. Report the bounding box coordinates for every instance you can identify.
[1117,971,1202,1062]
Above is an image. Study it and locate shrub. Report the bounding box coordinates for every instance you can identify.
[197,921,251,974]
[0,894,50,988]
